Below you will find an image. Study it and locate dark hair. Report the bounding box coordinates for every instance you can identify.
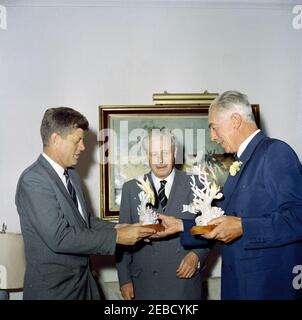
[40,107,89,146]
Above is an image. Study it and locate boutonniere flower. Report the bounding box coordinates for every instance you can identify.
[229,161,243,176]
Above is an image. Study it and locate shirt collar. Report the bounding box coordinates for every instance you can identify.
[237,129,261,158]
[151,168,175,188]
[42,152,65,179]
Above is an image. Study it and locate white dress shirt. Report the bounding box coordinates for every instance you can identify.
[151,168,175,199]
[42,153,85,219]
[237,129,261,158]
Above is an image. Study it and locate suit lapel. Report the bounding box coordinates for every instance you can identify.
[222,132,267,210]
[166,170,190,215]
[38,155,87,227]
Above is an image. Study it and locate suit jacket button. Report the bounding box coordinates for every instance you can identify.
[153,271,158,276]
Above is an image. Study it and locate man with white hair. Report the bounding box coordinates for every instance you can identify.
[158,91,302,300]
[116,128,210,300]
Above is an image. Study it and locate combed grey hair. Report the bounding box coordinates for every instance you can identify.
[142,127,177,152]
[210,90,255,123]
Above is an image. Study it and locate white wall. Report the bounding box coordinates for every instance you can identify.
[1,0,301,232]
[0,0,301,283]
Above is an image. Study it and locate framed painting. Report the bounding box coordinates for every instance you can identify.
[99,103,260,220]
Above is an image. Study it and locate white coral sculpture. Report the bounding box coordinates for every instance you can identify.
[136,176,158,225]
[183,165,225,226]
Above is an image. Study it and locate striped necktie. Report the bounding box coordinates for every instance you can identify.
[64,170,78,208]
[158,180,168,212]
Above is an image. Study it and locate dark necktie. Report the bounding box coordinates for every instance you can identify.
[64,170,78,208]
[158,180,168,212]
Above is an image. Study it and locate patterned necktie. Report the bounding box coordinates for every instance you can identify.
[64,170,78,208]
[158,180,168,212]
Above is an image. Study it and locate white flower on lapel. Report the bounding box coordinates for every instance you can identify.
[229,161,243,176]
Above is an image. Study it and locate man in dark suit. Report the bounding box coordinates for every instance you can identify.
[116,128,210,300]
[15,107,155,300]
[158,91,302,299]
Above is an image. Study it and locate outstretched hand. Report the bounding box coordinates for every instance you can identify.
[116,223,156,245]
[150,213,184,238]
